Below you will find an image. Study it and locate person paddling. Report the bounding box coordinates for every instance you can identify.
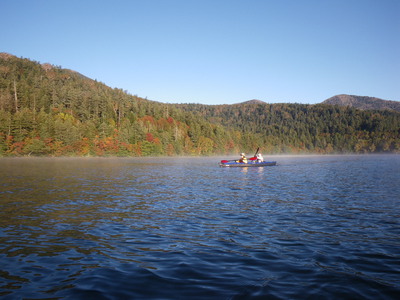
[256,153,264,162]
[238,153,248,163]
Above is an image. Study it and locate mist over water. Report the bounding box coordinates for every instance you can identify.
[0,155,399,299]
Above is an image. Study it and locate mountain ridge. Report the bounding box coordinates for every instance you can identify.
[322,94,400,112]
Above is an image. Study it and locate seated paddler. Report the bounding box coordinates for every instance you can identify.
[237,153,248,163]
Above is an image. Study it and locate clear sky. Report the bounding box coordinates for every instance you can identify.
[1,0,399,105]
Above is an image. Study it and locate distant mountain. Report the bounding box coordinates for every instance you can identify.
[322,94,400,112]
[236,99,266,105]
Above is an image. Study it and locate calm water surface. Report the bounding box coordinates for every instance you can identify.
[0,155,399,299]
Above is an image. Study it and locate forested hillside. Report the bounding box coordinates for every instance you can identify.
[175,102,400,154]
[1,53,399,156]
[0,53,255,156]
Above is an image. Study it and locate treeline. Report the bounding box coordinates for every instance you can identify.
[176,103,400,153]
[0,53,399,156]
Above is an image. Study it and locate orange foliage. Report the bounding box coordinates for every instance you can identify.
[146,133,154,142]
[166,143,174,156]
[141,115,155,124]
[73,138,91,156]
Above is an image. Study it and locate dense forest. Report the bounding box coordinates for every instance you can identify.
[176,102,400,154]
[0,53,399,156]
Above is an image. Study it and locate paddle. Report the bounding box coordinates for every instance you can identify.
[220,159,236,163]
[248,147,260,161]
[254,147,260,157]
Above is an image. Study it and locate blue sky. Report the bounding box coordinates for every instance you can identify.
[1,0,399,105]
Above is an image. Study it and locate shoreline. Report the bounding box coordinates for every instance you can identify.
[0,153,398,160]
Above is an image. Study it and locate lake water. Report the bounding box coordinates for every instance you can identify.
[0,155,399,299]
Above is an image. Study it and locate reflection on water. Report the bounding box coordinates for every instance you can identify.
[0,155,399,299]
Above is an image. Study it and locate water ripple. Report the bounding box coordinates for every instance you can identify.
[0,156,399,299]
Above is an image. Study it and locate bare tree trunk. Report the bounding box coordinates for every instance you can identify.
[118,107,121,128]
[112,102,121,128]
[13,80,18,112]
[33,95,36,122]
[164,105,169,118]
